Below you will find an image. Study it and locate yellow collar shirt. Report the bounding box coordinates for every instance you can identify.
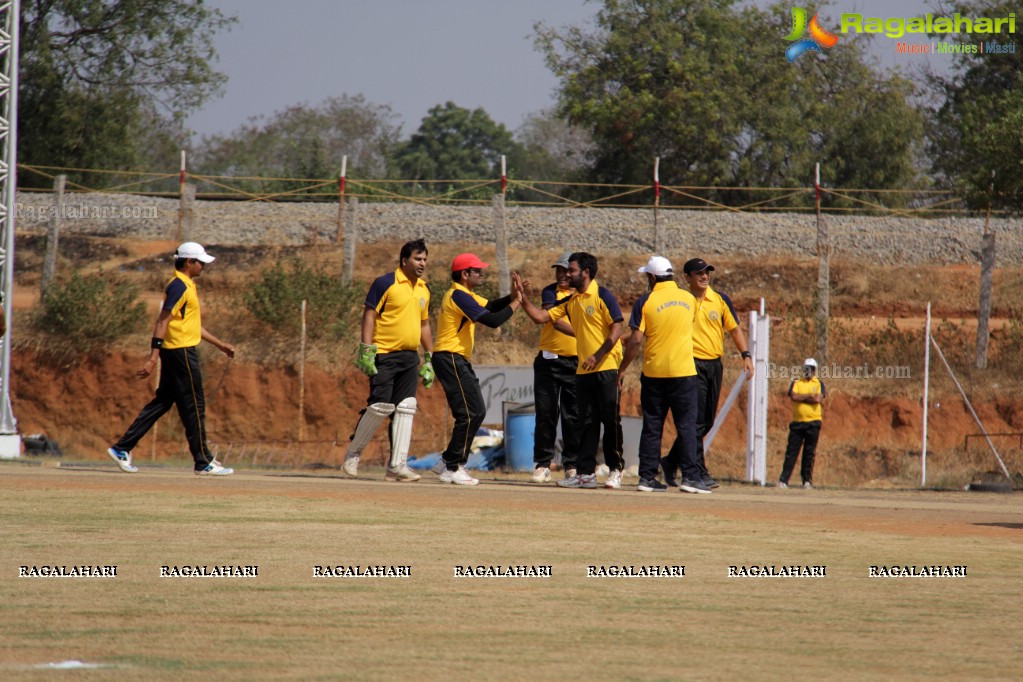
[162,271,202,349]
[364,268,430,353]
[693,285,740,360]
[549,279,624,374]
[537,282,577,357]
[628,281,697,378]
[434,282,489,359]
[789,376,825,422]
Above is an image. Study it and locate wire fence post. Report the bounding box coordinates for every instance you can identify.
[493,192,510,297]
[922,302,931,486]
[336,155,347,246]
[653,157,663,254]
[343,196,358,284]
[814,162,829,365]
[299,299,307,442]
[41,174,65,295]
[975,230,995,370]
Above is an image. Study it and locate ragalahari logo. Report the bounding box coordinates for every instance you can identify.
[785,7,839,62]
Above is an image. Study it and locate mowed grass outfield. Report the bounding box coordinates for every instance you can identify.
[2,462,1022,681]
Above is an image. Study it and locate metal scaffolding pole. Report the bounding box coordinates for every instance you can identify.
[0,0,21,458]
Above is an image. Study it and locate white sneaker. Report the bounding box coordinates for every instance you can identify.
[564,468,577,480]
[386,466,421,482]
[803,481,813,490]
[531,467,551,483]
[438,468,455,483]
[342,455,359,478]
[195,459,233,476]
[777,481,788,489]
[604,469,623,489]
[106,447,138,473]
[448,466,479,486]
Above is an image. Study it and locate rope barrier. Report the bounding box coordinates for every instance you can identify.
[15,163,1021,217]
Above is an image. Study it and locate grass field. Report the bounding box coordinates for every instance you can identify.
[2,461,1022,681]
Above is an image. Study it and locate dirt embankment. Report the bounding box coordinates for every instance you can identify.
[10,236,1023,486]
[12,347,1023,487]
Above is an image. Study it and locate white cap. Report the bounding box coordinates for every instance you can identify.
[637,255,673,277]
[175,242,215,263]
[803,358,818,368]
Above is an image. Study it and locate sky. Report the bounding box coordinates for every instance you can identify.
[185,0,597,139]
[184,1,976,140]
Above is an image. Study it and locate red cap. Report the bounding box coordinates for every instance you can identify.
[451,253,489,272]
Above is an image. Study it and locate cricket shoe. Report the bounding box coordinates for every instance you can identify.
[637,478,668,492]
[196,459,234,476]
[385,466,421,482]
[342,455,359,478]
[557,473,597,489]
[679,478,712,494]
[106,447,138,473]
[530,466,551,483]
[604,469,623,489]
[444,466,478,486]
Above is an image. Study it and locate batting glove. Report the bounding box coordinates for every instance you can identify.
[354,343,378,376]
[419,352,435,388]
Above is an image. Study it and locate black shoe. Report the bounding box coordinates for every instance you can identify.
[638,478,668,492]
[702,474,720,489]
[660,457,677,487]
[680,478,713,494]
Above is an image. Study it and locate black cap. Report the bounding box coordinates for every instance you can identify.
[683,258,715,275]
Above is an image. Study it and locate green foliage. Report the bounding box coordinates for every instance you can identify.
[36,272,146,347]
[243,260,362,341]
[929,1,1023,212]
[534,0,926,201]
[194,96,401,195]
[393,102,524,197]
[18,0,234,184]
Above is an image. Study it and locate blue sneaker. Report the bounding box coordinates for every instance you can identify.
[106,447,138,473]
[195,459,234,476]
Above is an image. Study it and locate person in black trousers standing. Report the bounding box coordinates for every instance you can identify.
[107,242,236,475]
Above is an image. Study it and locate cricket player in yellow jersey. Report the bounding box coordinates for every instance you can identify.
[344,239,434,482]
[779,358,825,489]
[620,256,711,494]
[516,252,624,489]
[519,252,580,484]
[663,257,754,488]
[433,253,521,486]
[107,242,236,475]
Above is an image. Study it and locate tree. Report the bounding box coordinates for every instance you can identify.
[535,0,926,204]
[393,102,523,183]
[513,109,595,181]
[18,0,234,187]
[929,1,1023,212]
[194,95,401,195]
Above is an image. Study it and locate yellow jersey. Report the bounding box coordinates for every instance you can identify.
[364,268,429,353]
[693,286,740,360]
[549,279,623,374]
[627,281,697,378]
[789,377,825,422]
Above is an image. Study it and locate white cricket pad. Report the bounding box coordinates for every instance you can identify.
[389,397,417,469]
[348,402,394,456]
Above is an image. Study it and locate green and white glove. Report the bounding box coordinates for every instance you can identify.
[419,352,435,388]
[354,343,378,377]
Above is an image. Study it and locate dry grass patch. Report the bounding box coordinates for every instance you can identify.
[1,465,1021,681]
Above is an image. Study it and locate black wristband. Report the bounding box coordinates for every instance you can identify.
[151,337,164,349]
[741,351,751,359]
